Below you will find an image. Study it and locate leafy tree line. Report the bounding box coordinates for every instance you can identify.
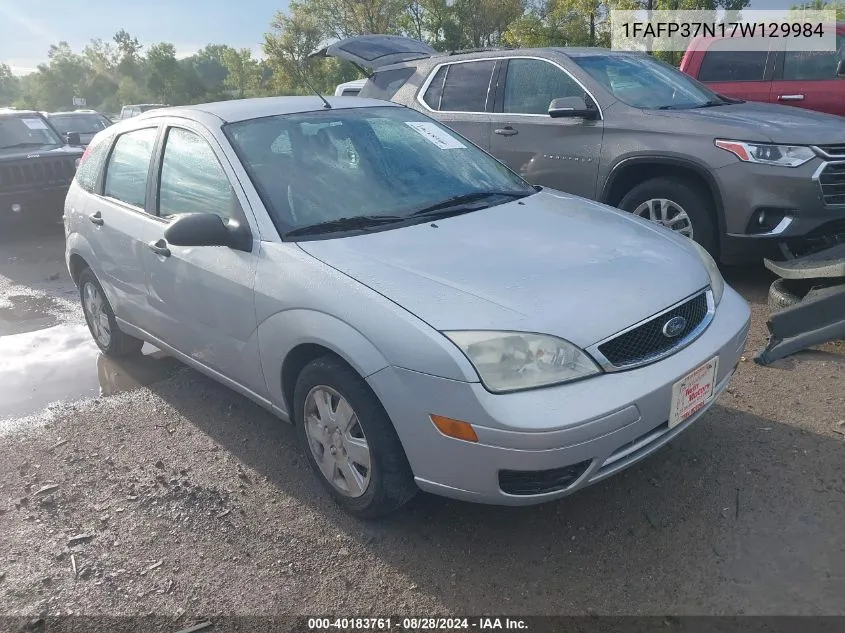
[1,0,841,112]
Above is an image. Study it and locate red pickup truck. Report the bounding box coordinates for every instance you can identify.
[680,23,845,117]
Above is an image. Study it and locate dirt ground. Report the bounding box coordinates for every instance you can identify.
[1,222,843,621]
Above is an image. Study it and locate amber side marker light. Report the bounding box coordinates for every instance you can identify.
[430,415,478,443]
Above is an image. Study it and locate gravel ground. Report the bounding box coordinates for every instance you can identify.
[1,227,844,621]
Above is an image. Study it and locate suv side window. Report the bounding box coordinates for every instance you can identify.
[503,58,584,114]
[74,133,113,193]
[422,60,496,112]
[103,127,158,209]
[697,41,768,81]
[782,35,845,80]
[158,127,237,221]
[360,67,416,101]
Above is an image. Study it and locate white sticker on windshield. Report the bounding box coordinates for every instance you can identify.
[405,122,466,150]
[22,118,49,130]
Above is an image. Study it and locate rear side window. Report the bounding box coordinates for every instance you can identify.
[697,43,768,82]
[782,35,845,80]
[422,60,496,112]
[103,127,158,209]
[74,133,113,192]
[359,67,416,101]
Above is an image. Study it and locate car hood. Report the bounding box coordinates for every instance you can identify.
[297,191,711,348]
[645,101,845,145]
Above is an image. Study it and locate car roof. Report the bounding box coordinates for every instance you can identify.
[138,96,404,124]
[0,108,42,116]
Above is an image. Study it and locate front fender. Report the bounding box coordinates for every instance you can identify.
[256,309,391,412]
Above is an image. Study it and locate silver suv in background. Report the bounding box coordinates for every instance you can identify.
[118,103,168,120]
[320,36,845,263]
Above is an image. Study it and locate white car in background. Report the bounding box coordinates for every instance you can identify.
[334,79,367,97]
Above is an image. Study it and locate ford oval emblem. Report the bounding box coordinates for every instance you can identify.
[662,316,687,338]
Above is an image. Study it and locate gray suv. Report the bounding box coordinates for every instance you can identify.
[317,36,845,263]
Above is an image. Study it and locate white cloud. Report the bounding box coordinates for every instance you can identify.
[0,2,57,43]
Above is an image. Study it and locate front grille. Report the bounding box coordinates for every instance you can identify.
[596,291,710,368]
[815,144,845,158]
[818,162,845,206]
[0,157,77,193]
[499,460,591,496]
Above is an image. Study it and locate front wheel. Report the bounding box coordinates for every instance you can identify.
[293,356,417,518]
[618,177,717,256]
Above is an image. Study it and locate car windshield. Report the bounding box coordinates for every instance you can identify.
[572,54,723,110]
[225,106,534,237]
[49,113,111,135]
[0,115,64,150]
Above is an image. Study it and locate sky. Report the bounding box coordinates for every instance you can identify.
[0,0,798,76]
[0,0,287,75]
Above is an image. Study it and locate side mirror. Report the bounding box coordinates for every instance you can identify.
[837,59,845,78]
[549,96,598,119]
[163,213,252,252]
[66,132,81,145]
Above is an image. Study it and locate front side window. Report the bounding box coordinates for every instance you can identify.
[697,43,768,82]
[782,35,845,80]
[422,60,496,112]
[573,53,722,109]
[103,127,158,209]
[225,106,532,237]
[157,127,237,221]
[0,115,63,151]
[504,59,585,115]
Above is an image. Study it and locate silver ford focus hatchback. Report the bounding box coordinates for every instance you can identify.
[64,96,751,517]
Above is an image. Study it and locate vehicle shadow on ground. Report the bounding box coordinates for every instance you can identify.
[148,370,845,614]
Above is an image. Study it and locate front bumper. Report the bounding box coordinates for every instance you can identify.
[714,158,845,262]
[0,187,69,218]
[367,286,751,505]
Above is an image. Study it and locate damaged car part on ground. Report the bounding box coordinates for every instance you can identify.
[64,96,751,518]
[755,242,845,365]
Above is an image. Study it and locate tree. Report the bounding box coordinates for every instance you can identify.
[222,48,261,98]
[0,64,19,106]
[264,4,328,93]
[146,42,180,103]
[790,0,845,20]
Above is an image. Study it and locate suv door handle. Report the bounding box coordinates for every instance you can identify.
[494,127,518,136]
[148,239,171,258]
[777,94,805,101]
[88,211,104,226]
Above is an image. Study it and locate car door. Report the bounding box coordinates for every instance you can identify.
[85,124,164,329]
[693,39,776,103]
[769,34,845,116]
[415,59,497,151]
[488,57,603,200]
[140,120,265,395]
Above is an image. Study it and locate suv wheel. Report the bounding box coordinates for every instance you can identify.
[293,355,417,518]
[618,177,716,255]
[78,268,144,358]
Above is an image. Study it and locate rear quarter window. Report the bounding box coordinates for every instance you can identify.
[74,133,113,193]
[359,67,416,101]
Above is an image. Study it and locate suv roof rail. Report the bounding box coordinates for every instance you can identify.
[444,46,511,56]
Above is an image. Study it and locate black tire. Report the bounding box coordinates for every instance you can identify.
[293,355,417,518]
[618,177,717,256]
[78,268,144,358]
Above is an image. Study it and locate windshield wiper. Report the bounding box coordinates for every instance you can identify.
[0,141,54,150]
[694,100,726,108]
[284,214,405,238]
[409,190,530,219]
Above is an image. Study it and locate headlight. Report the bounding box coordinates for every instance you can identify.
[714,139,814,168]
[442,331,601,393]
[688,240,724,305]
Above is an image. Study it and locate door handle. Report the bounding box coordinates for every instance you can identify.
[88,211,104,226]
[777,94,805,101]
[494,127,518,136]
[148,239,171,258]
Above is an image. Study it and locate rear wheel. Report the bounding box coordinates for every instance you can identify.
[618,177,717,256]
[293,355,417,518]
[78,268,144,358]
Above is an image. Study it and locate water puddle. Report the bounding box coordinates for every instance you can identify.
[0,294,62,335]
[0,322,180,423]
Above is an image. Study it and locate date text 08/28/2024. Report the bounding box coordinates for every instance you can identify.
[307,617,529,630]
